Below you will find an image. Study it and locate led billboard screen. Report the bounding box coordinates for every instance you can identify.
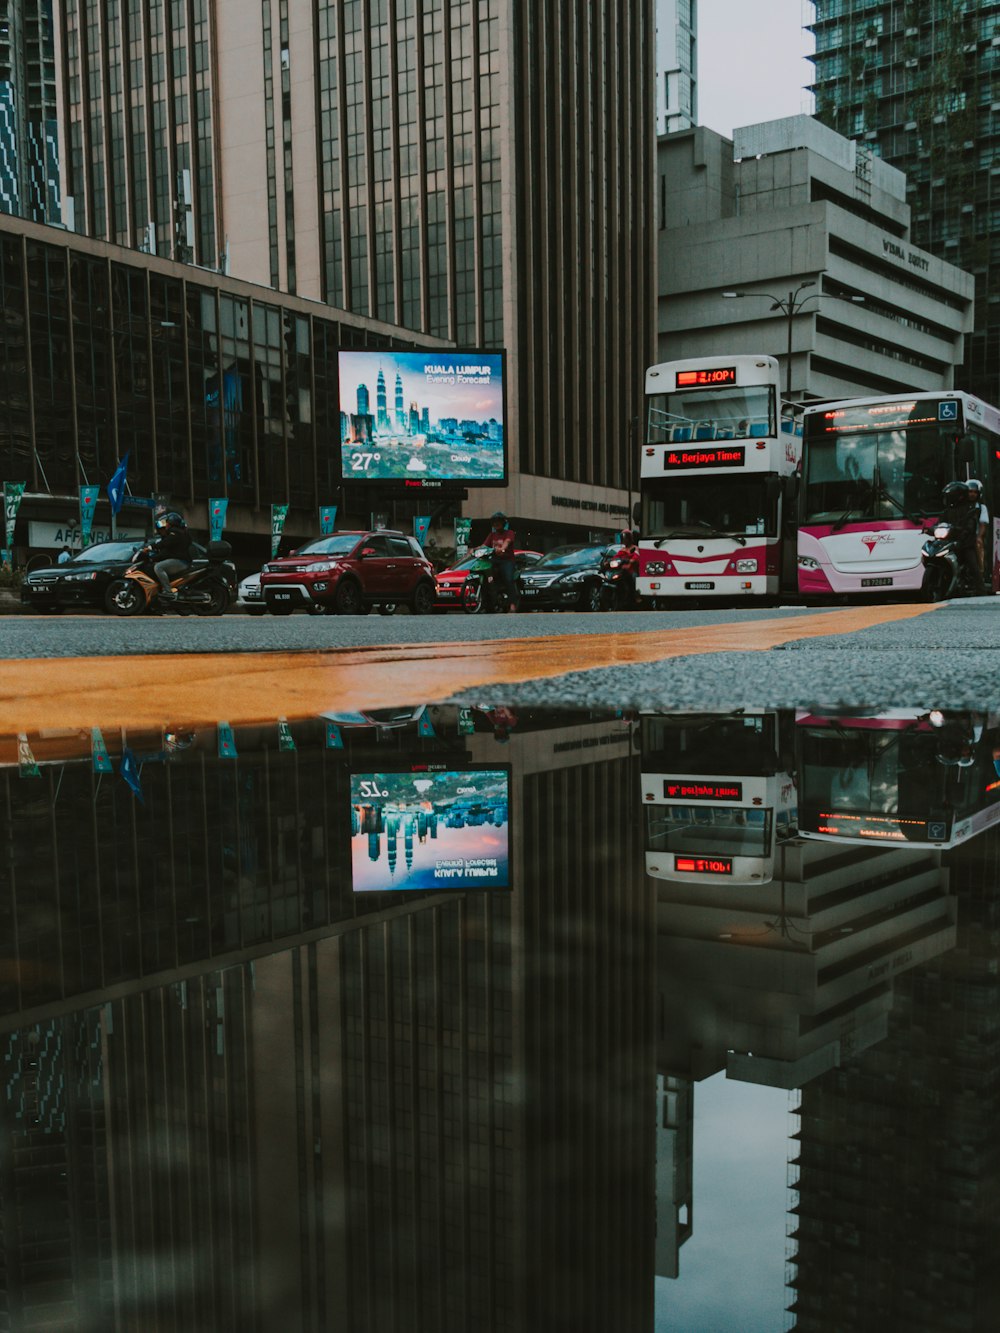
[339,350,506,485]
[350,769,511,892]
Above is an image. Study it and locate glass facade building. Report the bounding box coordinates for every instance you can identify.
[809,0,1000,405]
[0,0,60,223]
[0,213,442,538]
[54,1,656,521]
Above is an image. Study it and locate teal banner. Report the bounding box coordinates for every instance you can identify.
[278,718,296,752]
[325,722,344,749]
[271,503,289,557]
[457,707,476,736]
[17,734,40,778]
[454,517,471,553]
[3,481,26,550]
[209,498,229,543]
[319,505,337,535]
[413,515,431,546]
[79,486,101,546]
[218,722,238,759]
[91,727,113,774]
[417,711,436,738]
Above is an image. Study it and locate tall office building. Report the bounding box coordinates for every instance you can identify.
[656,0,697,135]
[0,0,59,222]
[808,1,1000,404]
[52,1,654,532]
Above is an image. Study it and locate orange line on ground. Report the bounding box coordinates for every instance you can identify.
[0,602,938,733]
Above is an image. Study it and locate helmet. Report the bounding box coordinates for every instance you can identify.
[155,510,186,530]
[491,510,506,520]
[942,481,971,506]
[967,478,984,497]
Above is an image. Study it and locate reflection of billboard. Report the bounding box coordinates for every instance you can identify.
[339,350,506,484]
[350,769,510,892]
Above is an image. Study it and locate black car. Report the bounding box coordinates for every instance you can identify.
[516,543,610,611]
[20,540,144,612]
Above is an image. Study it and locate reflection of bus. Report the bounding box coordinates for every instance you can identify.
[641,712,798,884]
[638,354,800,602]
[798,391,1000,597]
[796,710,1000,849]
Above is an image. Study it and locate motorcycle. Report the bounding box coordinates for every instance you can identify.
[462,546,513,614]
[920,521,978,602]
[597,548,637,611]
[104,541,236,616]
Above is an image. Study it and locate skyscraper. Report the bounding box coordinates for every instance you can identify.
[656,0,697,135]
[808,1,1000,403]
[53,1,654,537]
[0,0,59,223]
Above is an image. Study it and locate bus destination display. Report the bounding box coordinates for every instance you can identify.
[351,769,510,891]
[674,855,733,876]
[664,446,745,470]
[676,366,737,388]
[339,350,506,484]
[814,811,931,842]
[664,780,743,801]
[813,401,950,435]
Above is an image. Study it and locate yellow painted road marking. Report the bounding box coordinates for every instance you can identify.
[0,601,939,733]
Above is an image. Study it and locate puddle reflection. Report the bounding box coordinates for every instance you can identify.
[0,705,997,1329]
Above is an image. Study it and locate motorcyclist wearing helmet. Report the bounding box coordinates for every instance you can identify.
[150,510,194,599]
[940,481,981,592]
[966,477,990,578]
[482,510,519,611]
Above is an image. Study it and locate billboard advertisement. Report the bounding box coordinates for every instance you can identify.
[350,768,510,892]
[338,350,506,485]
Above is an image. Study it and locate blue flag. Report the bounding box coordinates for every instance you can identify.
[218,722,238,758]
[120,746,143,801]
[417,711,436,738]
[107,453,130,515]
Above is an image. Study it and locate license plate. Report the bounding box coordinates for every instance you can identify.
[685,581,715,590]
[439,588,455,597]
[272,591,293,601]
[861,577,892,587]
[521,587,537,595]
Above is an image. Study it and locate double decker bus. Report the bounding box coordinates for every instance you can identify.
[641,711,798,885]
[798,391,1000,597]
[795,709,1000,850]
[638,354,800,603]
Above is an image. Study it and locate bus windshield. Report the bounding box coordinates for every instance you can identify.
[645,805,772,857]
[641,713,779,775]
[647,385,775,443]
[803,425,950,523]
[642,475,777,539]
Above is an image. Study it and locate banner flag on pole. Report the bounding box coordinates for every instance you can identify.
[209,498,229,543]
[413,515,431,546]
[91,727,113,773]
[319,505,337,535]
[107,453,130,515]
[417,711,436,738]
[218,722,238,759]
[458,708,476,736]
[454,517,471,554]
[325,722,344,749]
[271,504,289,557]
[3,481,26,550]
[277,718,297,752]
[17,733,40,778]
[119,747,143,801]
[79,486,100,546]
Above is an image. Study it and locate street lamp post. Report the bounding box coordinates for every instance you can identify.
[721,281,865,399]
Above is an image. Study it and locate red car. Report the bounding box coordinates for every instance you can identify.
[434,548,542,610]
[261,530,437,615]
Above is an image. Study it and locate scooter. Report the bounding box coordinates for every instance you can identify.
[105,541,236,616]
[597,549,636,611]
[920,521,978,602]
[462,547,512,614]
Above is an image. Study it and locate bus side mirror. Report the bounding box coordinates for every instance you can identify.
[956,434,975,466]
[784,473,800,504]
[765,475,783,506]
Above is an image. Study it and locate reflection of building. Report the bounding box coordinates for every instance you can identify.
[655,1072,694,1278]
[787,829,1000,1331]
[658,116,974,400]
[0,0,59,224]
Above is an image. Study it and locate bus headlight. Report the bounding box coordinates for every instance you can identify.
[736,559,758,573]
[798,555,819,569]
[645,561,666,575]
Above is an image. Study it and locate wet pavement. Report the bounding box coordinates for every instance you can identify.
[1,700,999,1330]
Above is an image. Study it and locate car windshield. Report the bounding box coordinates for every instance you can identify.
[446,554,478,572]
[532,545,606,570]
[296,534,362,557]
[71,541,140,564]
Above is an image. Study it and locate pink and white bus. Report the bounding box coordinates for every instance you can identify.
[637,355,800,603]
[798,391,1000,597]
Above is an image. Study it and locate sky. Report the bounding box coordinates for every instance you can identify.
[696,0,816,139]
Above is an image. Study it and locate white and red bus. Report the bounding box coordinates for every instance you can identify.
[638,355,800,603]
[795,709,1000,850]
[641,712,798,885]
[798,391,1000,597]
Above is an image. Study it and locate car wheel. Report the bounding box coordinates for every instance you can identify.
[412,581,435,616]
[334,579,363,615]
[584,581,602,612]
[105,579,146,616]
